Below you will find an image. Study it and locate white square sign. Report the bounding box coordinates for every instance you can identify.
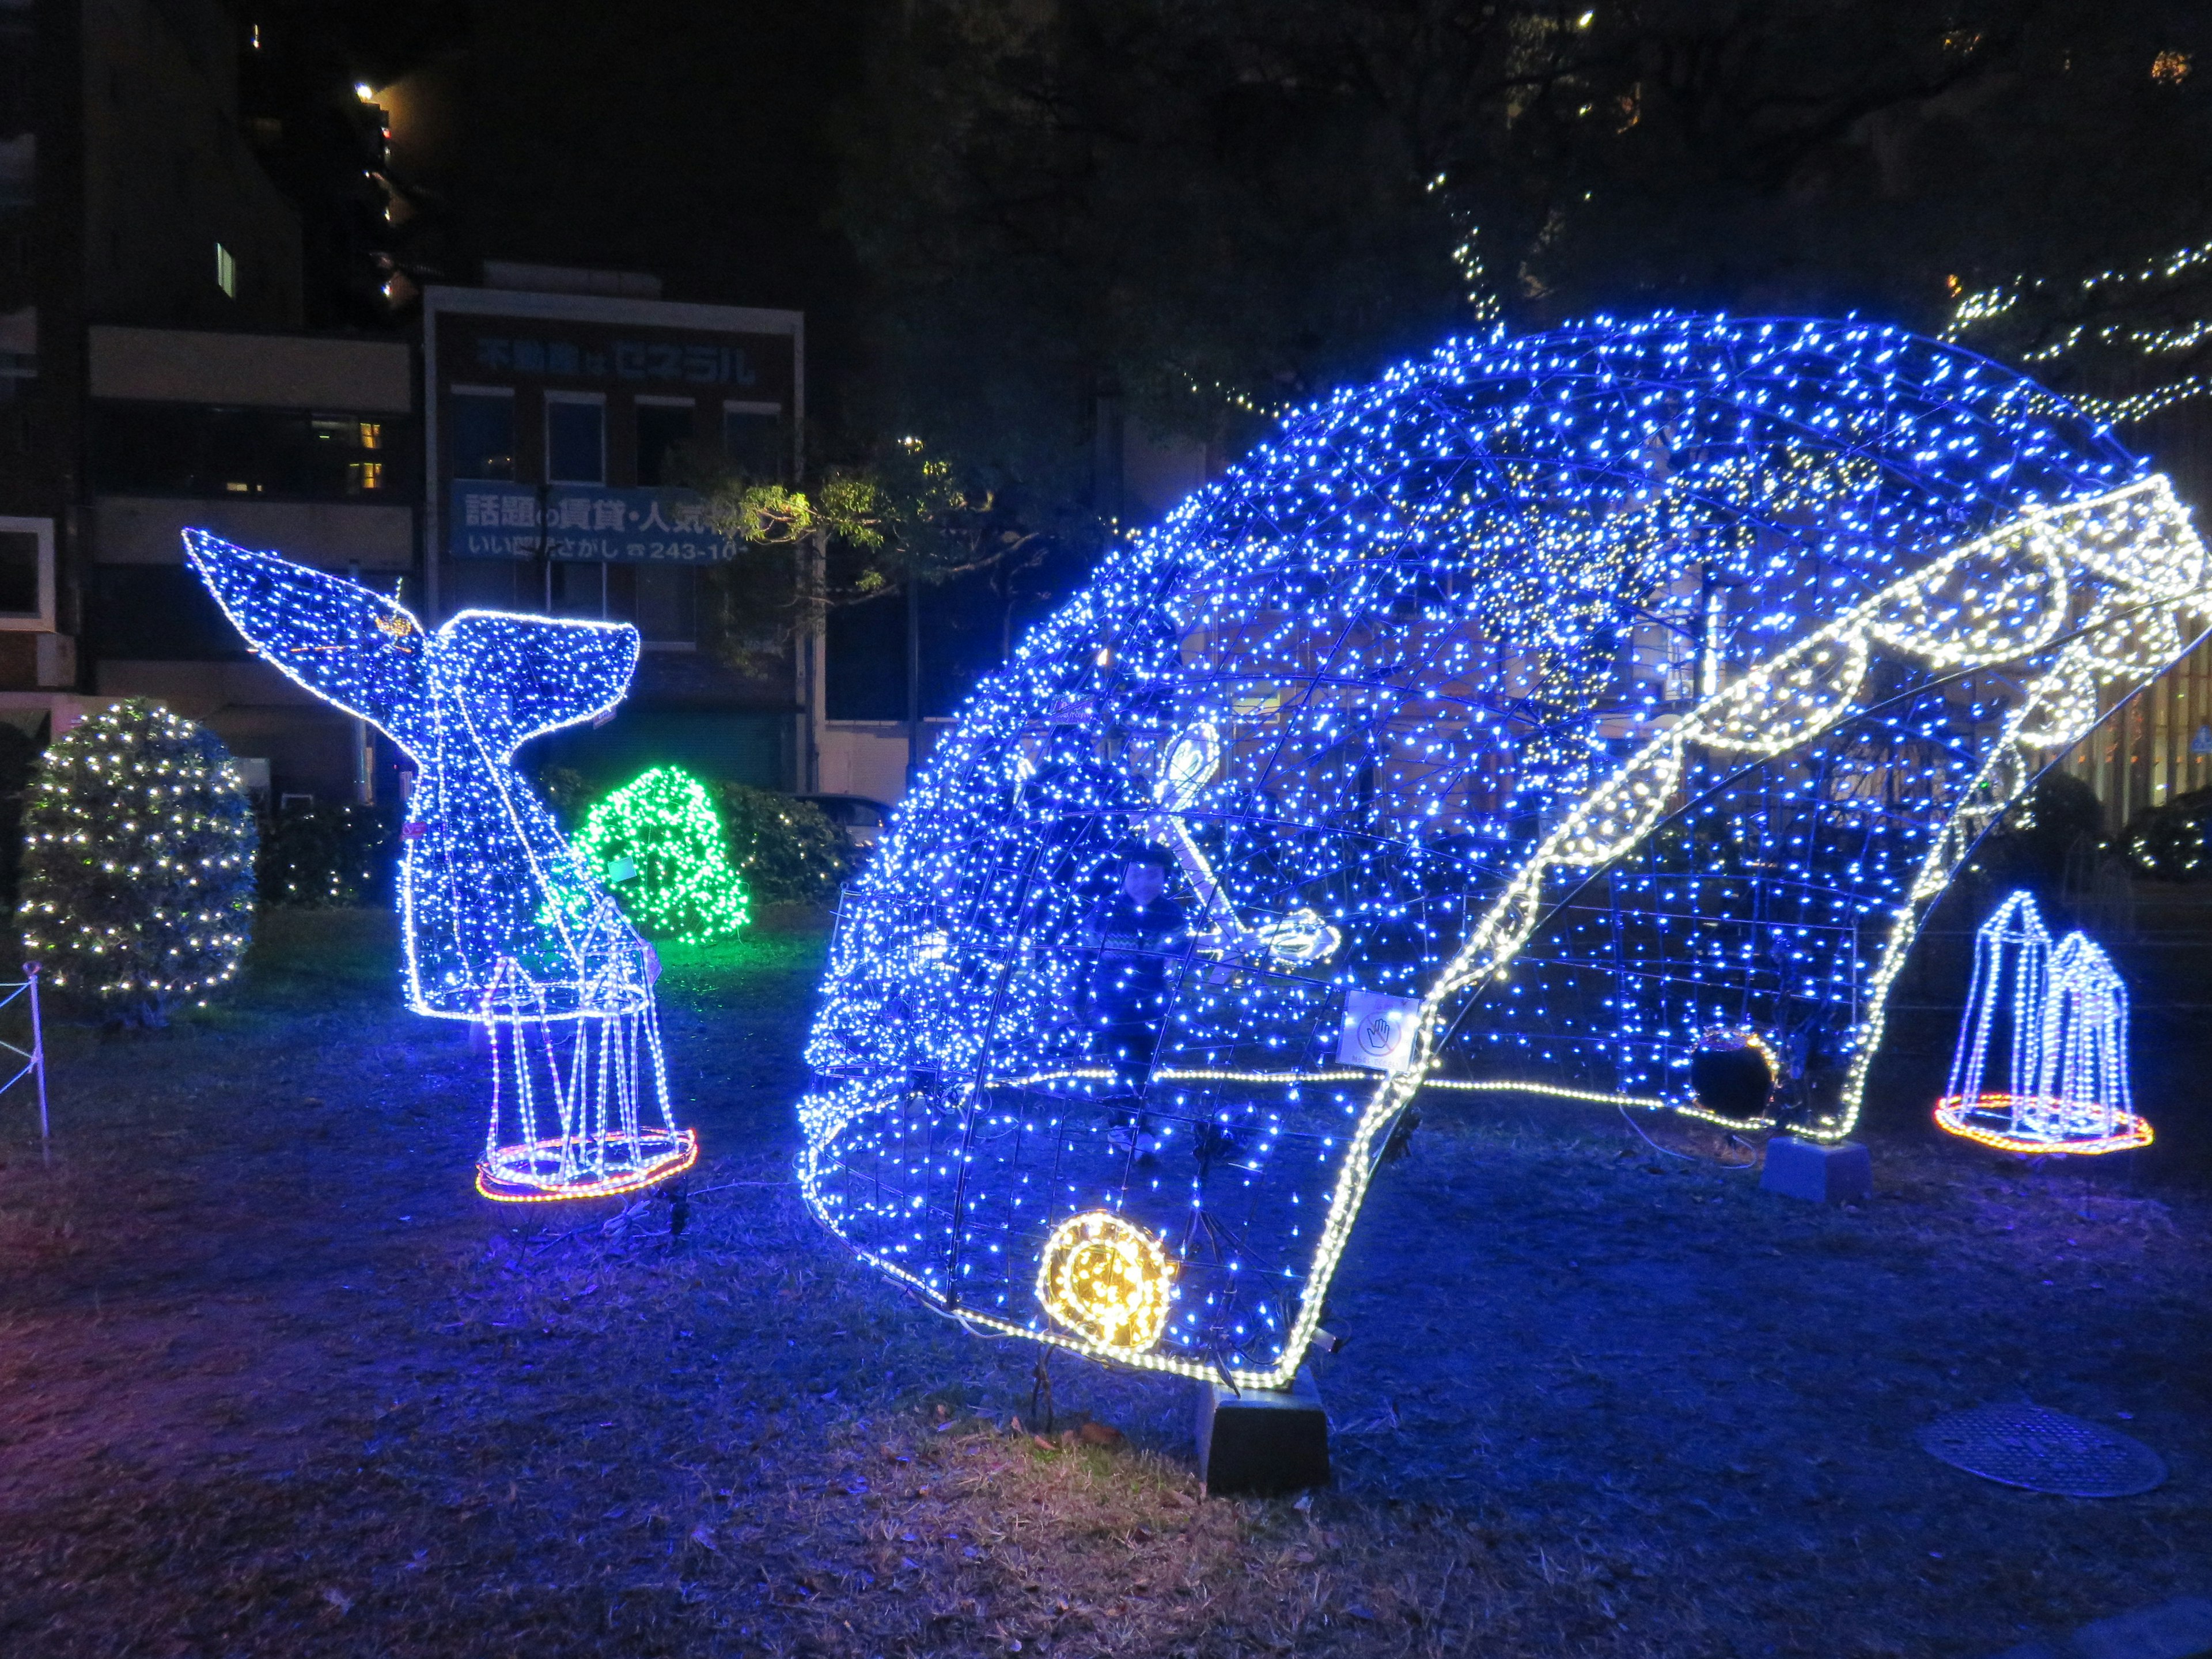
[1338,989,1421,1073]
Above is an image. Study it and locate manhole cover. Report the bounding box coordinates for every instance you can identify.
[1919,1403,2165,1497]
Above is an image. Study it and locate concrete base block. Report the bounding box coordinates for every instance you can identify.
[1760,1135,1873,1203]
[1195,1365,1329,1497]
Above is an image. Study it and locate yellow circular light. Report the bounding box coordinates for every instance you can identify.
[1036,1210,1176,1353]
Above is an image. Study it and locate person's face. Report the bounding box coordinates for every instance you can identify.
[1122,860,1166,905]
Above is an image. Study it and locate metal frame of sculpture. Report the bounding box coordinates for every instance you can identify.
[797,314,2211,1390]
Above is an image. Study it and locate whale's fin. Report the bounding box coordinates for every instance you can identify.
[430,609,638,760]
[183,529,431,751]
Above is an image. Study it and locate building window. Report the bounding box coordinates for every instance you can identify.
[0,515,55,631]
[635,563,697,648]
[450,388,516,480]
[723,400,785,482]
[546,392,605,484]
[214,242,237,298]
[635,397,695,486]
[90,404,412,498]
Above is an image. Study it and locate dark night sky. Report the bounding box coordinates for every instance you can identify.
[377,1,870,404]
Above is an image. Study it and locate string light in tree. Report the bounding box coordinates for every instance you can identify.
[1937,891,2150,1154]
[18,698,256,1026]
[796,313,2212,1391]
[1946,240,2212,425]
[574,766,750,944]
[181,531,698,1200]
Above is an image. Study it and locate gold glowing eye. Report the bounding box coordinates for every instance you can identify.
[1036,1211,1176,1353]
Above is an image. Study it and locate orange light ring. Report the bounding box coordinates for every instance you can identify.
[475,1127,700,1202]
[1933,1093,2153,1156]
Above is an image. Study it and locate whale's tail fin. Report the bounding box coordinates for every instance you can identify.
[431,609,638,760]
[183,529,430,747]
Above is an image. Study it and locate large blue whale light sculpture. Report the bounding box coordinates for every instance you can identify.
[797,315,2212,1391]
[184,530,696,1201]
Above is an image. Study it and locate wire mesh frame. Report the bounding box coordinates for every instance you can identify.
[1934,889,2151,1153]
[0,963,48,1162]
[475,959,695,1202]
[798,318,2212,1389]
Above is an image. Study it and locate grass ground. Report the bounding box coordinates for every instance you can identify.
[1,904,2209,1658]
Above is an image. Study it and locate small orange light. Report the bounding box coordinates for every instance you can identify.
[1934,1094,2153,1156]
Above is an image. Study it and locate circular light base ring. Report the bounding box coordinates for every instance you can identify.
[476,1127,700,1202]
[1933,1094,2153,1156]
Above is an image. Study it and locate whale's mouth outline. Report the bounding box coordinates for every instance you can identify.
[798,471,2212,1393]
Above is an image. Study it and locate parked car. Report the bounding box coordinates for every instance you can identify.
[799,793,893,849]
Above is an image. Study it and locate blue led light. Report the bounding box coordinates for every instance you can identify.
[797,315,2212,1388]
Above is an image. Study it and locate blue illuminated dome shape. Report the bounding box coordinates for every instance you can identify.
[184,531,696,1202]
[798,315,2212,1388]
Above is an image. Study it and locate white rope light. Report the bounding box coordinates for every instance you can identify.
[1936,891,2150,1155]
[182,531,698,1201]
[796,314,2212,1391]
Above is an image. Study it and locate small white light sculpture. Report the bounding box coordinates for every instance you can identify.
[183,531,698,1200]
[1936,890,2150,1154]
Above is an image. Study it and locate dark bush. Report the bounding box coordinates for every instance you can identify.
[257,802,400,908]
[536,765,592,824]
[2120,785,2212,882]
[0,718,39,908]
[1968,770,2104,896]
[715,783,851,904]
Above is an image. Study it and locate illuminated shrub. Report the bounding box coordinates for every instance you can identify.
[20,699,257,1025]
[575,766,749,943]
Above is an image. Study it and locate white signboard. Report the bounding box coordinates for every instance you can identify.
[1338,989,1421,1073]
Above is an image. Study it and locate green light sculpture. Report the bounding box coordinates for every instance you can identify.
[576,766,749,944]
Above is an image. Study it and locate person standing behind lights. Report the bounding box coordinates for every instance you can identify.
[1081,843,1190,1157]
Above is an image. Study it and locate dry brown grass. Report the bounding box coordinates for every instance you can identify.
[1,906,2209,1657]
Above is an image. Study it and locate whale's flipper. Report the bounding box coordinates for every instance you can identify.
[429,609,638,760]
[183,529,431,749]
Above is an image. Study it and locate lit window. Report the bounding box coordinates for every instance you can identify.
[2152,50,2192,84]
[214,243,237,298]
[350,461,384,492]
[358,421,382,450]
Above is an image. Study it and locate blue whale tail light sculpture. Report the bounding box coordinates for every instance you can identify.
[183,529,698,1200]
[797,315,2212,1391]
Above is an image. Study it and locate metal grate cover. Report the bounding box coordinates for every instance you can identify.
[1919,1403,2165,1497]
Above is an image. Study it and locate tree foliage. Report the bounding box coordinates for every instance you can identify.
[692,440,1090,679]
[715,784,853,905]
[836,1,2212,472]
[18,700,258,1027]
